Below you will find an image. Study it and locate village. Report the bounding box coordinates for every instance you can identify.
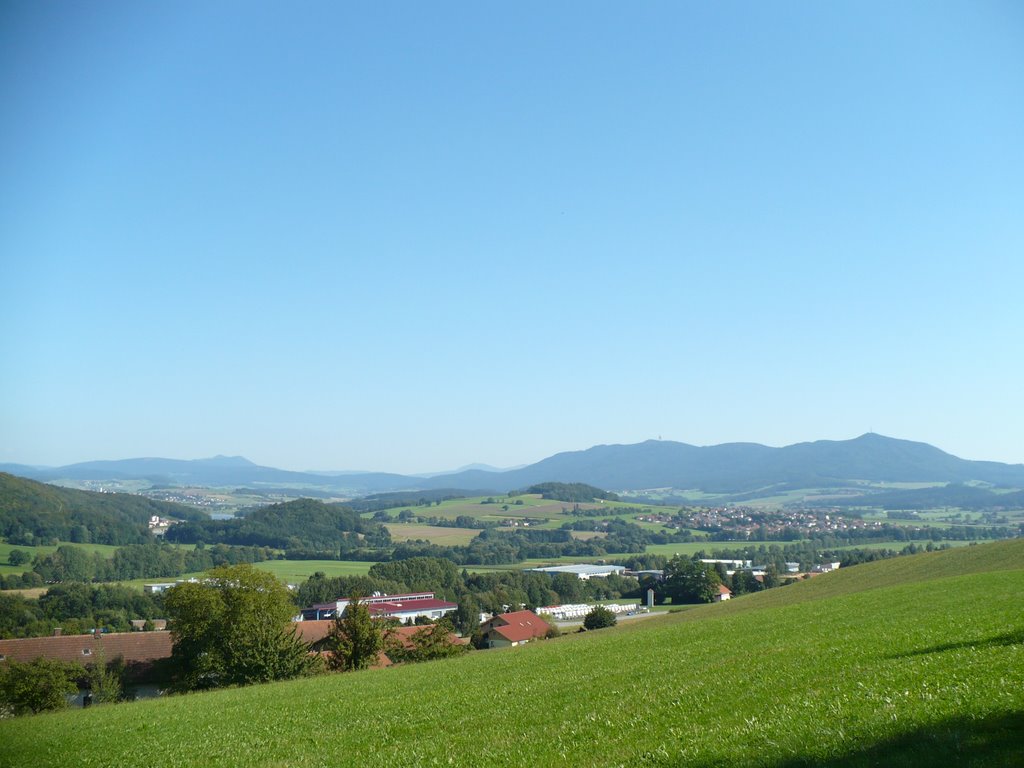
[0,552,849,709]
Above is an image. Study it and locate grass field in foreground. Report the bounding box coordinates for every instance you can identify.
[2,540,1021,767]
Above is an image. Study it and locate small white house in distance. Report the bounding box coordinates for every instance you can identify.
[143,582,178,594]
[527,564,627,581]
[700,559,752,570]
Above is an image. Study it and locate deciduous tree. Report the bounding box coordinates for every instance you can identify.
[328,596,384,672]
[164,564,316,691]
[0,658,83,716]
[663,555,722,604]
[583,605,617,630]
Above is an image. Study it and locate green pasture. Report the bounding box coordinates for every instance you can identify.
[376,494,662,530]
[3,540,1021,767]
[252,559,374,582]
[831,540,976,552]
[638,541,719,558]
[0,541,122,576]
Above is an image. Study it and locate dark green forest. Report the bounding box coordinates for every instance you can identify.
[0,473,205,546]
[164,498,392,551]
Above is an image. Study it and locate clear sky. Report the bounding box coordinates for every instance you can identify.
[2,2,1022,473]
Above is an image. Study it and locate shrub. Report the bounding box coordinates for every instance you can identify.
[583,606,617,630]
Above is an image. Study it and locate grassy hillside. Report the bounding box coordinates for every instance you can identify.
[2,541,1022,767]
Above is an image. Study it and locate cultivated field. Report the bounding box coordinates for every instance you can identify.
[3,540,1021,767]
[384,523,480,546]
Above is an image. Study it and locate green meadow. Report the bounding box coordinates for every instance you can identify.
[0,541,122,577]
[251,559,373,582]
[2,540,1021,767]
[373,493,666,531]
[384,522,480,546]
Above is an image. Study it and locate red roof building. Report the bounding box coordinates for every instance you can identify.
[302,592,457,623]
[479,610,550,648]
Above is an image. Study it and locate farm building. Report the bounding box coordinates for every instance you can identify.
[478,610,550,648]
[301,592,457,623]
[528,564,627,580]
[713,584,733,602]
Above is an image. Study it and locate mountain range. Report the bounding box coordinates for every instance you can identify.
[3,434,1024,499]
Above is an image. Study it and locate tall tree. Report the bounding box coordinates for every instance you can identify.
[164,564,316,691]
[452,593,481,637]
[663,556,722,604]
[328,596,385,672]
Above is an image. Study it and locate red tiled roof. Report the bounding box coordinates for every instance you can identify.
[718,584,732,594]
[388,625,468,649]
[367,599,457,616]
[312,592,436,610]
[487,610,549,643]
[293,620,334,645]
[0,631,173,666]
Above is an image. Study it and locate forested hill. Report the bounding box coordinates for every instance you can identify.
[163,498,392,552]
[6,434,1024,497]
[417,433,1024,493]
[0,473,206,546]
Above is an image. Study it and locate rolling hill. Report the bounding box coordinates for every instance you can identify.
[5,434,1024,499]
[1,539,1021,766]
[0,473,207,546]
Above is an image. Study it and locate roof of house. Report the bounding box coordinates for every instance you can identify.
[487,610,549,643]
[0,631,173,666]
[388,625,468,649]
[129,619,168,631]
[367,598,457,616]
[293,620,334,645]
[311,592,437,611]
[718,584,733,595]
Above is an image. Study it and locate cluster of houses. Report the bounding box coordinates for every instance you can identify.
[147,516,176,535]
[639,506,888,539]
[11,557,838,699]
[0,589,559,687]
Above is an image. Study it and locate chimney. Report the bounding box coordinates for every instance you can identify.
[53,628,62,637]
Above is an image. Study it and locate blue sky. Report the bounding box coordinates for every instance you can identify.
[2,2,1023,473]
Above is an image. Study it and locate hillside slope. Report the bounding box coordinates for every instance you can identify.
[0,473,206,546]
[2,540,1021,767]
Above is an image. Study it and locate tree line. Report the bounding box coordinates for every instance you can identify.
[2,542,275,591]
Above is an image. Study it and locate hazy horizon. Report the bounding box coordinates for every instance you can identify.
[3,3,1023,474]
[5,432,1024,477]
